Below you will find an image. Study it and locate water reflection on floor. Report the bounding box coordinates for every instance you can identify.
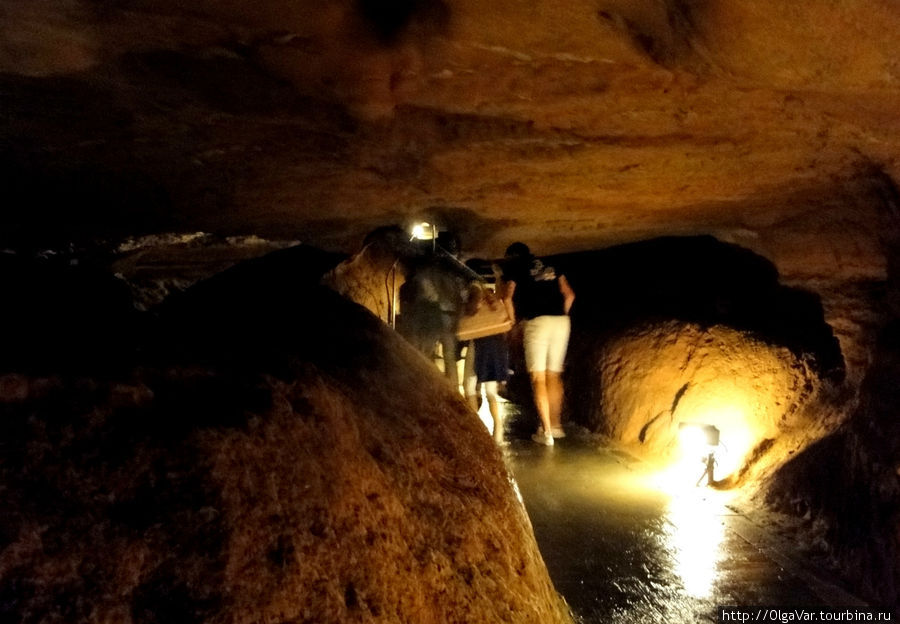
[496,427,840,623]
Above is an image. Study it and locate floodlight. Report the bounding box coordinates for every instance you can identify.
[678,422,720,447]
[411,222,435,240]
[677,422,721,487]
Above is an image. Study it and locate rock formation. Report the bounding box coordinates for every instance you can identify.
[4,0,900,611]
[595,321,820,477]
[0,256,572,623]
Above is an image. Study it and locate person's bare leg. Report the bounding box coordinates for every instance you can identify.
[547,371,564,431]
[488,397,504,442]
[484,381,504,443]
[530,371,553,437]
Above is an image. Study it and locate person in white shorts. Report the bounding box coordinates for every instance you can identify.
[501,243,575,446]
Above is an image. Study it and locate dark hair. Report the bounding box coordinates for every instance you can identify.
[504,242,530,258]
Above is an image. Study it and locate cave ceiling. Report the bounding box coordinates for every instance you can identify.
[3,0,900,276]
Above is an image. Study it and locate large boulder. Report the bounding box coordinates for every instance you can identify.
[0,268,570,622]
[593,320,822,482]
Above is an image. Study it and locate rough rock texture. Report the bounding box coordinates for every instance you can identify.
[5,0,900,612]
[766,321,900,607]
[321,236,408,324]
[593,321,820,480]
[1,0,897,396]
[2,0,900,262]
[0,259,571,623]
[552,235,900,604]
[759,196,900,607]
[553,236,843,436]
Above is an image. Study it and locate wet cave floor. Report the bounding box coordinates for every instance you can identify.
[483,404,869,623]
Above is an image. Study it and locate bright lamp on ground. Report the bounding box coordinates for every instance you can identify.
[678,423,720,486]
[678,422,720,447]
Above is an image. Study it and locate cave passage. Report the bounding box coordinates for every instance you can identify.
[497,417,866,623]
[493,236,844,487]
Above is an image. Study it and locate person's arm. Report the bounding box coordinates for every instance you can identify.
[559,275,575,315]
[464,283,483,316]
[501,279,517,324]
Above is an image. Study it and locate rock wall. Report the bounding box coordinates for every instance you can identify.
[765,320,900,606]
[592,321,821,482]
[759,172,900,606]
[3,0,900,260]
[561,231,900,606]
[321,232,410,324]
[0,257,571,623]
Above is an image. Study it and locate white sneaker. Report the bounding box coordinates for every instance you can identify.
[551,426,566,439]
[532,430,554,446]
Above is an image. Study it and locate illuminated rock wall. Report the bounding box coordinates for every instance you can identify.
[594,321,821,482]
[3,0,900,262]
[321,229,415,324]
[3,0,900,610]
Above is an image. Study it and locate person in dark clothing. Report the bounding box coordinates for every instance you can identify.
[398,233,471,390]
[462,281,510,444]
[501,242,575,446]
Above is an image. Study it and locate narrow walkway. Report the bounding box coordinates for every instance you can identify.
[491,419,866,623]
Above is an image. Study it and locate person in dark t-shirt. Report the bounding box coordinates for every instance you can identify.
[501,242,575,446]
[399,249,469,390]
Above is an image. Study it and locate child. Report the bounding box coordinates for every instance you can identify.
[463,283,511,444]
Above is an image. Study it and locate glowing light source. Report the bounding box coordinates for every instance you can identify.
[676,422,720,487]
[605,322,816,497]
[678,422,720,451]
[411,222,435,240]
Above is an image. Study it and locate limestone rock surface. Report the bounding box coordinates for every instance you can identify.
[0,277,571,623]
[1,0,899,273]
[5,0,900,612]
[593,321,821,481]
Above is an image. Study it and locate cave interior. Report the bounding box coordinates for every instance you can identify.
[3,0,900,618]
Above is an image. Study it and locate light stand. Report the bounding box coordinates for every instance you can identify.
[678,423,721,488]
